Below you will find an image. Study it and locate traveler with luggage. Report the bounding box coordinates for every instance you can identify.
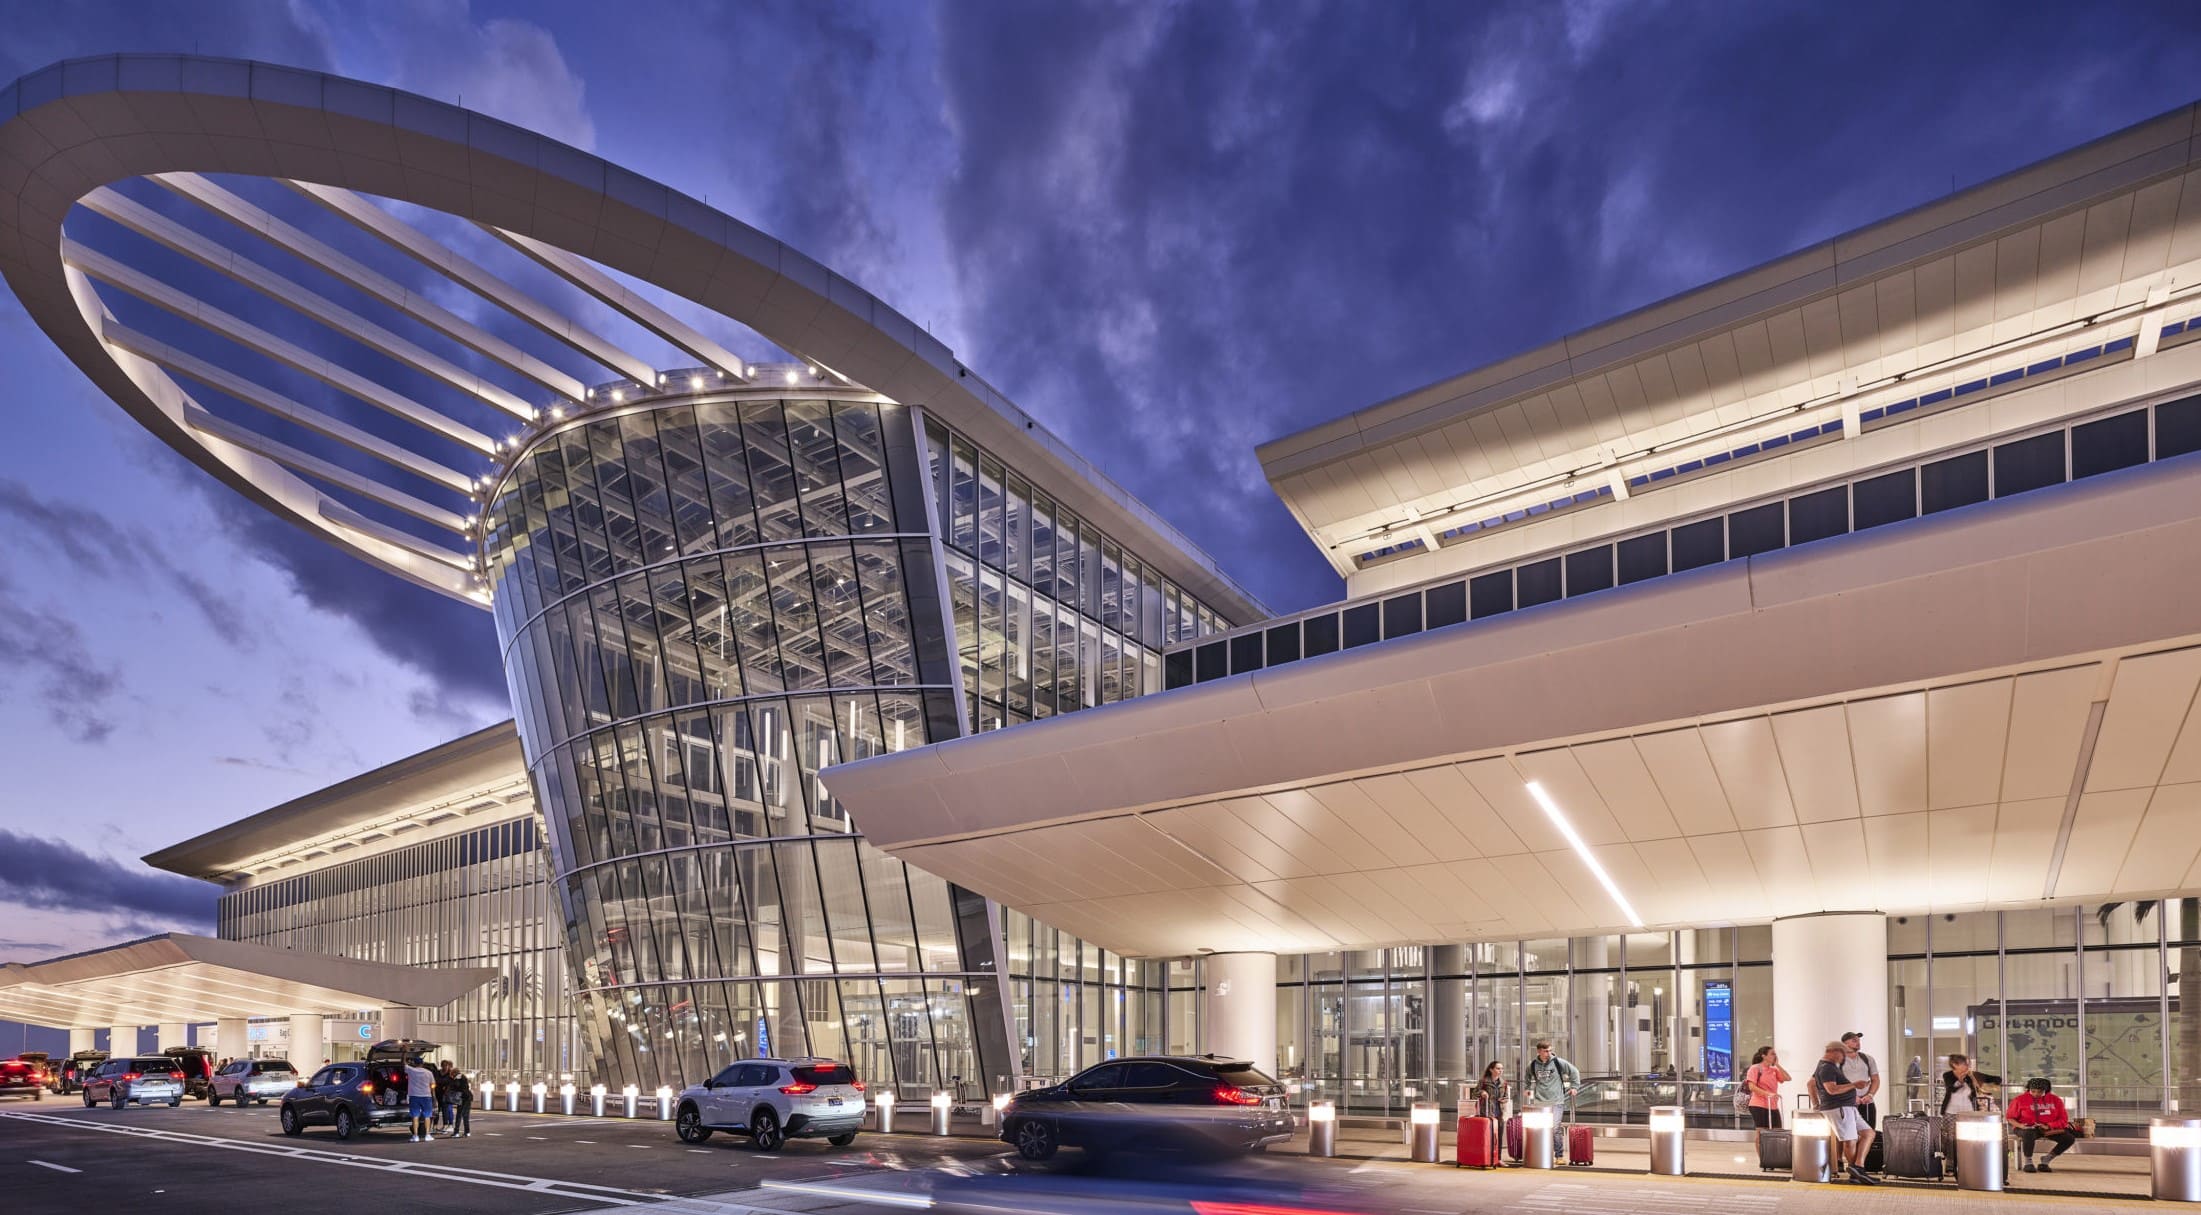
[1468,1062,1509,1165]
[1743,1046,1790,1143]
[1840,1032,1881,1128]
[1812,1041,1878,1184]
[1941,1053,2000,1114]
[1522,1041,1580,1163]
[2009,1078,2077,1173]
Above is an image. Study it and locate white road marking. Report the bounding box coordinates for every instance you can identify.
[759,1179,934,1209]
[27,1160,82,1173]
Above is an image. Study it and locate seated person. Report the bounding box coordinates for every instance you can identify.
[2008,1078,2077,1173]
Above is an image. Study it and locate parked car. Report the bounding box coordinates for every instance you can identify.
[674,1057,864,1150]
[998,1056,1294,1161]
[50,1051,107,1095]
[81,1056,185,1109]
[162,1047,218,1100]
[279,1039,435,1140]
[0,1058,44,1100]
[209,1058,299,1106]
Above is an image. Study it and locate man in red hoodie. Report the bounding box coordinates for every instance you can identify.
[2009,1078,2077,1173]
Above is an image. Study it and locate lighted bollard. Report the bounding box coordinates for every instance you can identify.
[1648,1106,1685,1176]
[622,1084,638,1118]
[560,1083,575,1116]
[985,1093,1009,1128]
[505,1081,520,1112]
[590,1083,606,1117]
[1791,1111,1833,1183]
[1308,1101,1337,1157]
[1409,1102,1440,1163]
[931,1090,953,1135]
[1953,1112,2005,1192]
[657,1086,673,1119]
[532,1082,546,1114]
[2151,1116,2201,1202]
[1520,1107,1555,1170]
[875,1090,896,1133]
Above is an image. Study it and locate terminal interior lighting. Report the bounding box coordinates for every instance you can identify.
[1524,780,1645,928]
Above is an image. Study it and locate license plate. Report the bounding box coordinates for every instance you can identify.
[828,1097,843,1106]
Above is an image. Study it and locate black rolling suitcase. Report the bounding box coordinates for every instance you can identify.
[1758,1128,1793,1171]
[1882,1113,1940,1178]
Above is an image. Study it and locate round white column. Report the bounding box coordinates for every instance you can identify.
[157,1022,189,1050]
[216,1018,249,1062]
[288,1014,326,1065]
[1200,953,1278,1078]
[108,1025,138,1055]
[69,1028,96,1054]
[1771,913,1888,1112]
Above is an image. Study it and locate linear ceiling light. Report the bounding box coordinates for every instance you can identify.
[1524,780,1645,928]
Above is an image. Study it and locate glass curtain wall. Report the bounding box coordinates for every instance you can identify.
[1000,909,1165,1084]
[219,816,576,1079]
[481,387,997,1097]
[1888,903,2189,1136]
[921,418,1227,735]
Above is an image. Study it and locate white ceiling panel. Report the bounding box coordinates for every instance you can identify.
[1515,748,1628,846]
[1928,806,1998,906]
[1928,680,2014,809]
[1848,693,1927,817]
[2001,666,2101,801]
[1773,704,1861,824]
[1635,729,1742,835]
[1861,811,1933,909]
[2054,789,2153,897]
[1571,737,1684,842]
[1739,827,1817,916]
[1305,781,1424,863]
[1263,788,1392,873]
[1987,798,2067,903]
[1144,804,1287,884]
[1355,772,1482,862]
[2119,782,2201,893]
[1701,717,1798,830]
[1460,758,1563,853]
[2088,647,2201,792]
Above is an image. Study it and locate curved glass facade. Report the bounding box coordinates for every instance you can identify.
[481,387,991,1095]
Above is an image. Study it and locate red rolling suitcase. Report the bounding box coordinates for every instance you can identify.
[1457,1115,1499,1168]
[1505,1114,1524,1161]
[1567,1124,1595,1165]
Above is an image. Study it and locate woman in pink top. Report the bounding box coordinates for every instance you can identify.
[1745,1046,1792,1142]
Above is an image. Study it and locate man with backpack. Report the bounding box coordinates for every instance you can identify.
[1523,1041,1580,1162]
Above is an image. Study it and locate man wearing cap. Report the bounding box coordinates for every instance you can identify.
[1841,1031,1881,1129]
[1813,1040,1878,1184]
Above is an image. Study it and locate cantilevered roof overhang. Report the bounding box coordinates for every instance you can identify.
[826,454,2201,957]
[0,933,497,1029]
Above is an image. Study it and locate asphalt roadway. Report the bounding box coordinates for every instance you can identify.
[0,1092,2156,1214]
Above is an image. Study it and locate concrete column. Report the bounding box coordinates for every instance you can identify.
[1432,945,1467,1098]
[1201,953,1278,1079]
[380,1007,419,1042]
[108,1026,138,1055]
[157,1023,189,1050]
[1772,913,1888,1112]
[69,1029,96,1054]
[289,1014,326,1066]
[216,1019,249,1062]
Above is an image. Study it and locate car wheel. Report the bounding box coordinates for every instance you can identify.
[676,1104,712,1144]
[169,1098,180,1107]
[750,1108,784,1152]
[1013,1118,1059,1161]
[334,1107,357,1140]
[209,1090,222,1107]
[280,1105,302,1137]
[81,1089,93,1109]
[112,1091,126,1111]
[828,1132,856,1147]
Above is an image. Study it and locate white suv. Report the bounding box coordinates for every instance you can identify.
[209,1058,299,1106]
[675,1058,865,1150]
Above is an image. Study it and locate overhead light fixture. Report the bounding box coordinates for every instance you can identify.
[1524,779,1644,928]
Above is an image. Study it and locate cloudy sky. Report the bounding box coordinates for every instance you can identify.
[3,0,2201,978]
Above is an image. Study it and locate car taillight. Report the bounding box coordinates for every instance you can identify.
[851,1080,866,1092]
[779,1081,817,1095]
[359,1082,374,1095]
[124,1072,141,1081]
[1212,1083,1264,1106]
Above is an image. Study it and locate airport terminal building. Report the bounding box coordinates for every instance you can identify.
[3,55,2201,1132]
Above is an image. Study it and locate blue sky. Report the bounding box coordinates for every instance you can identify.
[3,0,2201,975]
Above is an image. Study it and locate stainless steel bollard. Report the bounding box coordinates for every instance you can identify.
[1409,1102,1440,1163]
[930,1091,953,1135]
[2153,1116,2201,1202]
[1791,1111,1834,1183]
[875,1092,896,1133]
[1308,1101,1337,1157]
[1521,1107,1556,1169]
[1953,1111,2006,1192]
[1648,1105,1685,1176]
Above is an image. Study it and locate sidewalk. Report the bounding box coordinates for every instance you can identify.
[1266,1121,2155,1202]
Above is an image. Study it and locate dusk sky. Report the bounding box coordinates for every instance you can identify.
[5,0,2201,975]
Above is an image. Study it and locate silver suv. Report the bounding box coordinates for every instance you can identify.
[81,1056,185,1109]
[675,1058,864,1150]
[209,1058,298,1106]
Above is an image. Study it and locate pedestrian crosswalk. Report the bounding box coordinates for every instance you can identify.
[1518,1181,1783,1215]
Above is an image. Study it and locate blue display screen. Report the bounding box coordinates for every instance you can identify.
[1704,981,1733,1081]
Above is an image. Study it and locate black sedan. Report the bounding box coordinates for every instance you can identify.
[999,1055,1295,1161]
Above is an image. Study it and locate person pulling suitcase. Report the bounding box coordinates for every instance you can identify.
[1522,1041,1580,1164]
